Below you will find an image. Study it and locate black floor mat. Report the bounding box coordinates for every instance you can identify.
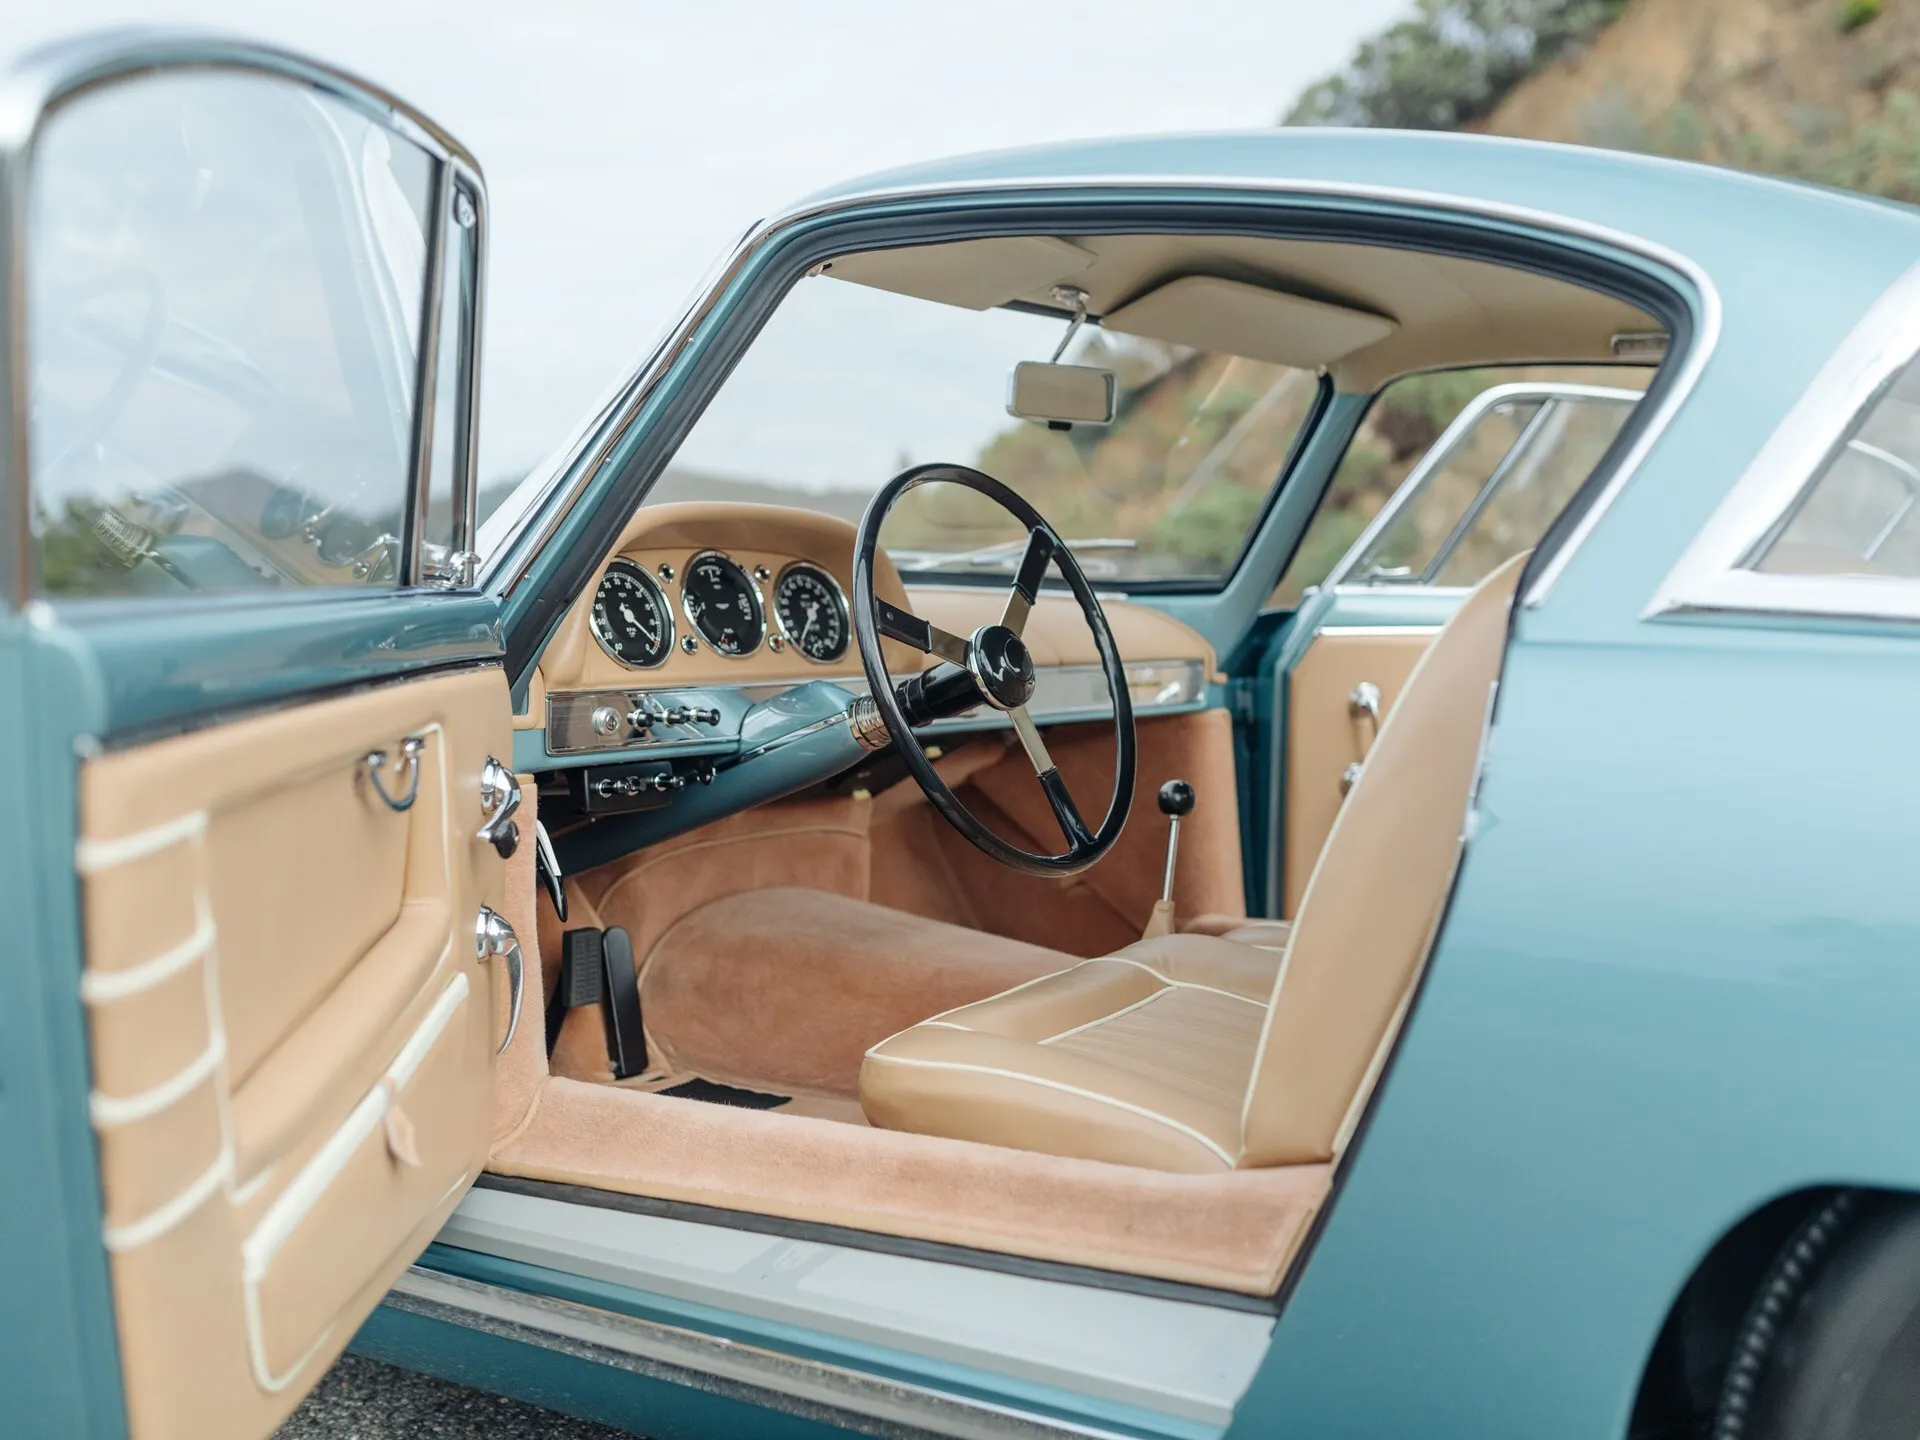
[656,1077,791,1110]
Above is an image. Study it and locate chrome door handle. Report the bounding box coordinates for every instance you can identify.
[477,756,521,859]
[475,907,523,1055]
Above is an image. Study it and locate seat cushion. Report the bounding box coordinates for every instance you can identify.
[860,935,1279,1173]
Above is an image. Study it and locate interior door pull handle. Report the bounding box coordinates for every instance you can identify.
[475,907,524,1055]
[477,756,522,859]
[362,736,427,811]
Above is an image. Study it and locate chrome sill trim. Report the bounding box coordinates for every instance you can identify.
[387,1267,1141,1440]
[478,173,1719,615]
[1645,256,1920,625]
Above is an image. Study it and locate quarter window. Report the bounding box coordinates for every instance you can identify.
[1750,355,1920,577]
[1272,365,1650,607]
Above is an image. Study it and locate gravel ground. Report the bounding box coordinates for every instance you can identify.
[274,1353,640,1439]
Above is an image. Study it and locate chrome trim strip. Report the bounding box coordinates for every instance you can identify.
[1325,382,1643,591]
[477,173,1717,617]
[541,660,1206,759]
[1645,256,1920,623]
[387,1267,1139,1440]
[0,28,489,610]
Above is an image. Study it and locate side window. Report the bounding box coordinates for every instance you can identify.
[1271,365,1651,607]
[1752,354,1920,577]
[27,71,444,597]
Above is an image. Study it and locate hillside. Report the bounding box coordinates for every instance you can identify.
[1478,0,1919,178]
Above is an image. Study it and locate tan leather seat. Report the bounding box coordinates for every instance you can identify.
[861,553,1526,1172]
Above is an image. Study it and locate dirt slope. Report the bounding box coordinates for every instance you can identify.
[1476,0,1920,156]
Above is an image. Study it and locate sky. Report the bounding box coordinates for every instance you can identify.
[4,0,1412,482]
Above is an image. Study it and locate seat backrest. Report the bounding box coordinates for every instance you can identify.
[1237,553,1526,1167]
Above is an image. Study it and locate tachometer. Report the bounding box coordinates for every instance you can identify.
[590,558,674,667]
[773,563,849,663]
[681,551,764,657]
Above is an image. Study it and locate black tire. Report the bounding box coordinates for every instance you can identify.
[1736,1196,1920,1440]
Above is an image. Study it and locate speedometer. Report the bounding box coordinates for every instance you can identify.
[590,558,674,667]
[773,563,849,663]
[681,551,764,657]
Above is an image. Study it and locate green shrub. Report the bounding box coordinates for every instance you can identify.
[1286,0,1630,130]
[1839,0,1884,35]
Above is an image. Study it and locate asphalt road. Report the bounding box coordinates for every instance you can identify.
[275,1354,640,1439]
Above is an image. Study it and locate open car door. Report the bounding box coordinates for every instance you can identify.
[0,35,519,1438]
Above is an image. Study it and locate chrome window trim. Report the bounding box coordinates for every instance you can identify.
[475,174,1719,615]
[1323,381,1644,591]
[1646,257,1920,624]
[0,27,490,605]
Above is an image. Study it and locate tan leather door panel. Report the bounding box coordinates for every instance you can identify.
[1282,631,1436,915]
[75,666,510,1440]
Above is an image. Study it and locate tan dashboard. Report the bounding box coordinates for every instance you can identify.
[534,501,1219,706]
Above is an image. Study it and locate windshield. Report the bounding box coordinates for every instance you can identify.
[648,271,1319,584]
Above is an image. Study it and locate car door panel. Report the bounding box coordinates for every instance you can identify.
[77,664,508,1439]
[1280,627,1437,915]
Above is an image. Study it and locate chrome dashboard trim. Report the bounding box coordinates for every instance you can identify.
[1645,256,1920,625]
[540,659,1206,762]
[477,172,1719,622]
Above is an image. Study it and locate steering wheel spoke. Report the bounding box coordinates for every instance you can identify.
[875,597,971,667]
[1037,765,1095,852]
[999,528,1053,635]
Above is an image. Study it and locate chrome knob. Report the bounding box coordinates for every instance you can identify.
[590,705,622,737]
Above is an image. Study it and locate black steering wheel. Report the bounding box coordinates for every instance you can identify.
[852,464,1135,877]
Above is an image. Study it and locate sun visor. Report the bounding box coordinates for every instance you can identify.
[822,236,1096,311]
[1101,275,1396,367]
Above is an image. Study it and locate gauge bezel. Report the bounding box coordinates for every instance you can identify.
[679,549,765,658]
[771,561,852,664]
[588,557,676,669]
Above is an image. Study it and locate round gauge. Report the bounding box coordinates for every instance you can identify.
[773,563,849,663]
[681,551,765,657]
[589,559,674,668]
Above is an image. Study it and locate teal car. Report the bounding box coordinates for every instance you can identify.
[12,26,1920,1440]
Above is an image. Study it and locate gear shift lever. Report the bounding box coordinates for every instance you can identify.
[1143,779,1194,939]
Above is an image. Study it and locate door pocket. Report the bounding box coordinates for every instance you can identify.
[240,972,478,1389]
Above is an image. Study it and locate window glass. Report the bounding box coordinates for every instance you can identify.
[655,273,1319,584]
[1753,356,1920,577]
[28,71,436,597]
[1271,364,1651,607]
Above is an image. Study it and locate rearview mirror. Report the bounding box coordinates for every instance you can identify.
[1006,361,1116,428]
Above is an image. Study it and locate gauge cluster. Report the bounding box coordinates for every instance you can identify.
[587,547,853,669]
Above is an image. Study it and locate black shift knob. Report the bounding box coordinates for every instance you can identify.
[1158,779,1195,818]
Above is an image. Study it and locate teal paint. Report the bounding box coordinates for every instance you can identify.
[48,590,504,740]
[0,620,127,1437]
[414,1245,1219,1440]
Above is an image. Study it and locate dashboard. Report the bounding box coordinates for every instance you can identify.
[522,502,1218,856]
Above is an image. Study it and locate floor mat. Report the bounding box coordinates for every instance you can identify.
[656,1077,791,1110]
